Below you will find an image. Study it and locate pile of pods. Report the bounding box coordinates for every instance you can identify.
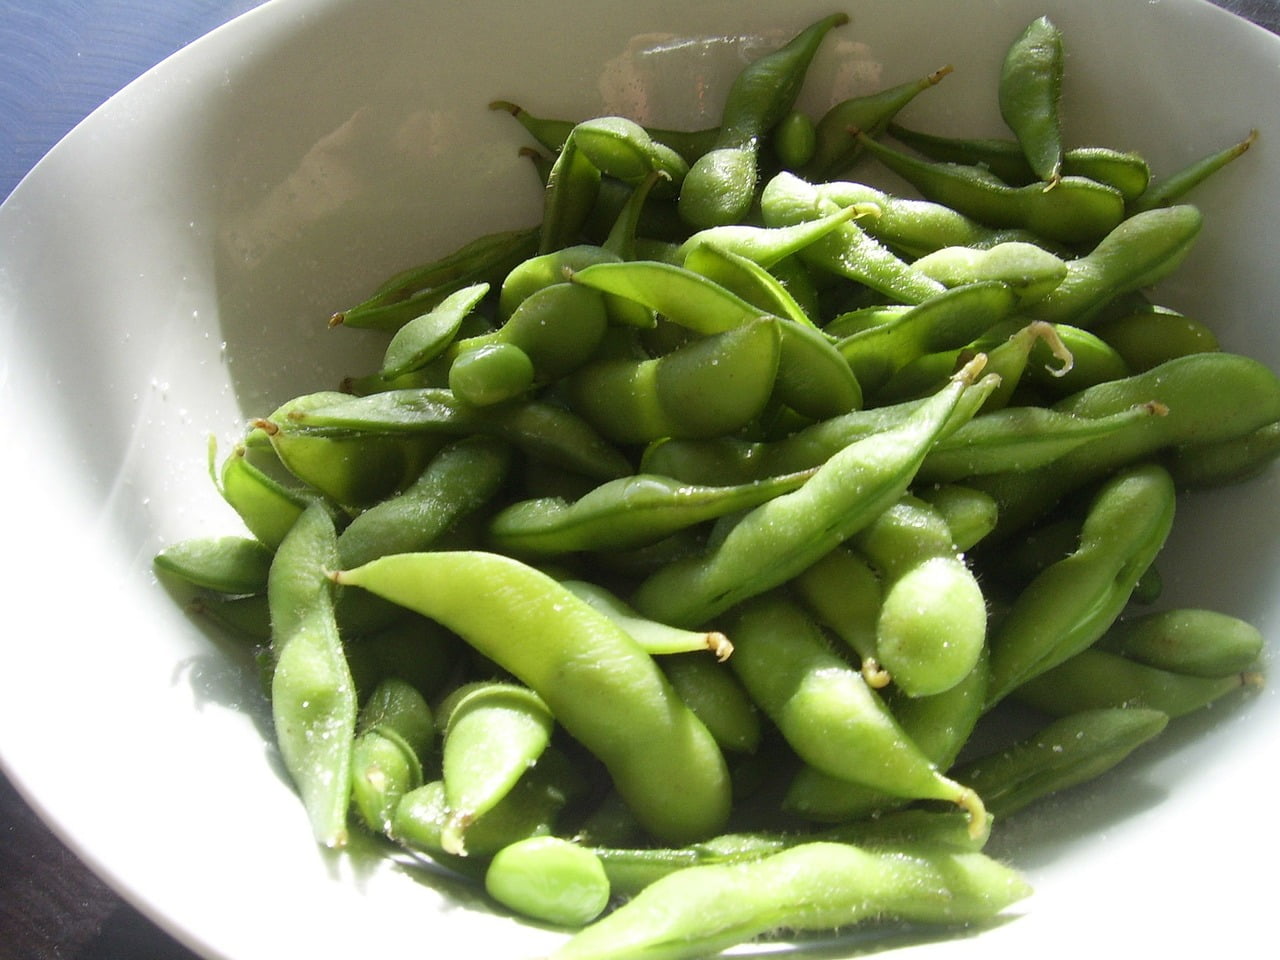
[155,12,1272,958]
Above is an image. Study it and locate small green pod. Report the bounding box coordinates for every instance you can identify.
[487,468,814,557]
[333,228,537,333]
[909,242,1068,305]
[1023,324,1131,397]
[350,678,434,835]
[813,179,1045,260]
[267,502,358,849]
[216,443,313,551]
[1010,647,1260,719]
[547,841,1031,960]
[154,535,274,596]
[565,317,782,445]
[485,837,611,927]
[915,484,1000,552]
[256,391,443,508]
[952,707,1169,819]
[629,359,996,627]
[677,13,849,228]
[1092,305,1219,372]
[539,132,602,254]
[562,580,734,660]
[379,283,490,380]
[448,341,536,406]
[336,434,512,569]
[792,545,887,684]
[773,108,817,169]
[887,125,1152,201]
[803,65,953,180]
[759,172,947,304]
[998,15,1065,184]
[972,352,1280,538]
[1129,129,1256,212]
[393,764,569,863]
[335,551,732,845]
[836,281,1017,395]
[851,495,986,697]
[661,653,761,755]
[572,115,690,190]
[1099,608,1264,678]
[985,462,1177,707]
[1166,420,1280,488]
[857,132,1125,245]
[877,554,987,698]
[1024,205,1203,328]
[436,681,556,856]
[725,595,986,830]
[783,653,989,822]
[271,387,632,481]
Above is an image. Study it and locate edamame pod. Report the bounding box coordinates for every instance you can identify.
[677,13,848,228]
[487,468,814,556]
[630,357,996,627]
[267,502,357,848]
[436,681,555,855]
[334,551,732,844]
[952,708,1169,818]
[725,594,986,830]
[548,841,1030,960]
[998,16,1065,184]
[985,462,1177,706]
[350,677,434,835]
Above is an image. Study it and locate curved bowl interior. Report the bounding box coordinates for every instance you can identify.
[0,0,1277,957]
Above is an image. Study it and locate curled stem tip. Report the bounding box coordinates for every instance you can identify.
[706,632,734,661]
[328,312,345,327]
[249,417,279,436]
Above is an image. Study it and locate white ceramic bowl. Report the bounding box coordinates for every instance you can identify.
[1,0,1277,957]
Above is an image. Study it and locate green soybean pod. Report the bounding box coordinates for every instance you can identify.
[447,341,536,406]
[1099,608,1264,678]
[350,677,434,836]
[336,434,512,569]
[773,108,817,169]
[802,65,953,181]
[378,282,490,381]
[331,228,538,332]
[951,708,1169,819]
[629,358,996,628]
[564,316,782,445]
[759,171,948,304]
[436,681,555,856]
[334,551,732,845]
[487,468,814,557]
[661,653,762,755]
[154,535,274,596]
[1092,305,1220,372]
[485,837,611,927]
[725,594,986,831]
[256,391,443,508]
[547,841,1031,960]
[855,132,1124,245]
[562,580,735,661]
[1166,420,1280,488]
[267,502,357,848]
[998,15,1065,184]
[1023,205,1203,328]
[792,545,887,685]
[216,443,312,551]
[985,462,1177,707]
[677,13,849,228]
[1010,647,1260,719]
[1129,129,1257,212]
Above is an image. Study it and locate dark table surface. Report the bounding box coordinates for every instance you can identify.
[2,1,1278,958]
